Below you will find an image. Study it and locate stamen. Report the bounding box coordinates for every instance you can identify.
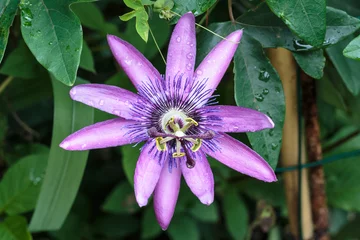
[191,139,202,152]
[155,137,167,151]
[181,117,198,132]
[172,139,185,158]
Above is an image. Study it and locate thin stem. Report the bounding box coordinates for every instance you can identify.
[323,129,360,153]
[228,0,235,23]
[0,76,14,95]
[149,26,166,66]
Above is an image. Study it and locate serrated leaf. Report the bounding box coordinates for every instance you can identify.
[121,144,142,186]
[0,41,45,79]
[0,154,48,215]
[223,188,248,240]
[0,216,32,240]
[293,49,325,79]
[167,214,200,240]
[266,0,326,47]
[141,207,162,239]
[0,0,20,63]
[79,40,95,73]
[19,0,92,86]
[102,181,139,214]
[343,35,360,60]
[326,35,360,96]
[29,77,94,231]
[237,3,360,51]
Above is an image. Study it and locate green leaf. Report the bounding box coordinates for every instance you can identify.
[79,40,95,73]
[292,49,325,79]
[223,188,249,240]
[121,143,142,186]
[0,216,32,240]
[102,181,139,214]
[50,213,89,240]
[327,0,360,17]
[326,36,360,96]
[237,3,360,51]
[234,33,284,168]
[0,0,20,63]
[167,214,200,240]
[93,214,140,238]
[189,201,219,223]
[29,77,94,231]
[334,215,360,240]
[19,0,92,86]
[141,207,162,239]
[170,0,216,23]
[0,41,46,79]
[343,34,360,60]
[0,154,48,215]
[324,127,360,212]
[120,0,149,42]
[266,0,326,47]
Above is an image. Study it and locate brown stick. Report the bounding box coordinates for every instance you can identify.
[268,48,313,240]
[301,71,330,240]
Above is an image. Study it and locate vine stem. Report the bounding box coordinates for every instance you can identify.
[227,0,235,23]
[301,71,330,240]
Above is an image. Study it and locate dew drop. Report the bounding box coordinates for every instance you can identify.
[176,36,181,42]
[113,110,121,115]
[275,87,281,93]
[268,129,274,136]
[254,93,264,102]
[196,70,203,75]
[258,69,270,82]
[271,143,278,150]
[88,100,94,106]
[186,53,194,60]
[124,59,132,65]
[48,41,53,45]
[81,143,87,149]
[99,99,104,106]
[37,30,41,34]
[186,159,195,168]
[262,88,269,95]
[186,63,192,70]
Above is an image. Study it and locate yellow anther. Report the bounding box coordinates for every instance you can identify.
[185,118,198,126]
[155,137,167,151]
[166,117,180,132]
[172,152,185,158]
[191,139,202,152]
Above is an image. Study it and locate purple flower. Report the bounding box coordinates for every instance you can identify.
[60,13,276,229]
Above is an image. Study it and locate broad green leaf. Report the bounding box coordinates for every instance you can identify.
[189,201,219,223]
[0,0,19,63]
[326,36,360,96]
[0,154,48,215]
[327,0,360,17]
[102,181,139,214]
[170,0,216,23]
[121,144,142,186]
[5,144,50,166]
[167,214,200,240]
[0,41,46,79]
[79,40,95,73]
[234,33,284,168]
[237,3,360,51]
[334,215,360,240]
[120,0,149,42]
[0,216,32,240]
[29,77,94,231]
[343,35,360,60]
[93,214,140,238]
[329,209,348,235]
[223,188,249,240]
[50,213,89,240]
[266,0,326,47]
[141,207,162,239]
[324,127,360,212]
[19,0,92,86]
[292,49,325,79]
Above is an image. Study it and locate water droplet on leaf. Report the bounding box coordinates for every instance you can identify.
[259,69,270,82]
[262,88,269,95]
[255,93,264,102]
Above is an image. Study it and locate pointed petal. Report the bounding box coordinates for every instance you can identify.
[134,140,165,207]
[204,133,277,182]
[194,30,243,97]
[107,35,162,89]
[69,84,144,120]
[59,119,147,150]
[165,12,196,94]
[153,159,181,230]
[180,151,214,205]
[200,105,274,132]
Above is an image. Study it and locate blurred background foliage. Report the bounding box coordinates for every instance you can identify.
[0,0,360,239]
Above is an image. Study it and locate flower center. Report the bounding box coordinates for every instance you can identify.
[147,109,215,168]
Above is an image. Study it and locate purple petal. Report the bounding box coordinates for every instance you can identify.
[69,84,144,120]
[165,12,196,95]
[201,105,274,132]
[204,133,277,182]
[59,119,147,150]
[180,151,214,205]
[107,35,162,89]
[134,140,164,207]
[153,159,181,230]
[194,30,243,97]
